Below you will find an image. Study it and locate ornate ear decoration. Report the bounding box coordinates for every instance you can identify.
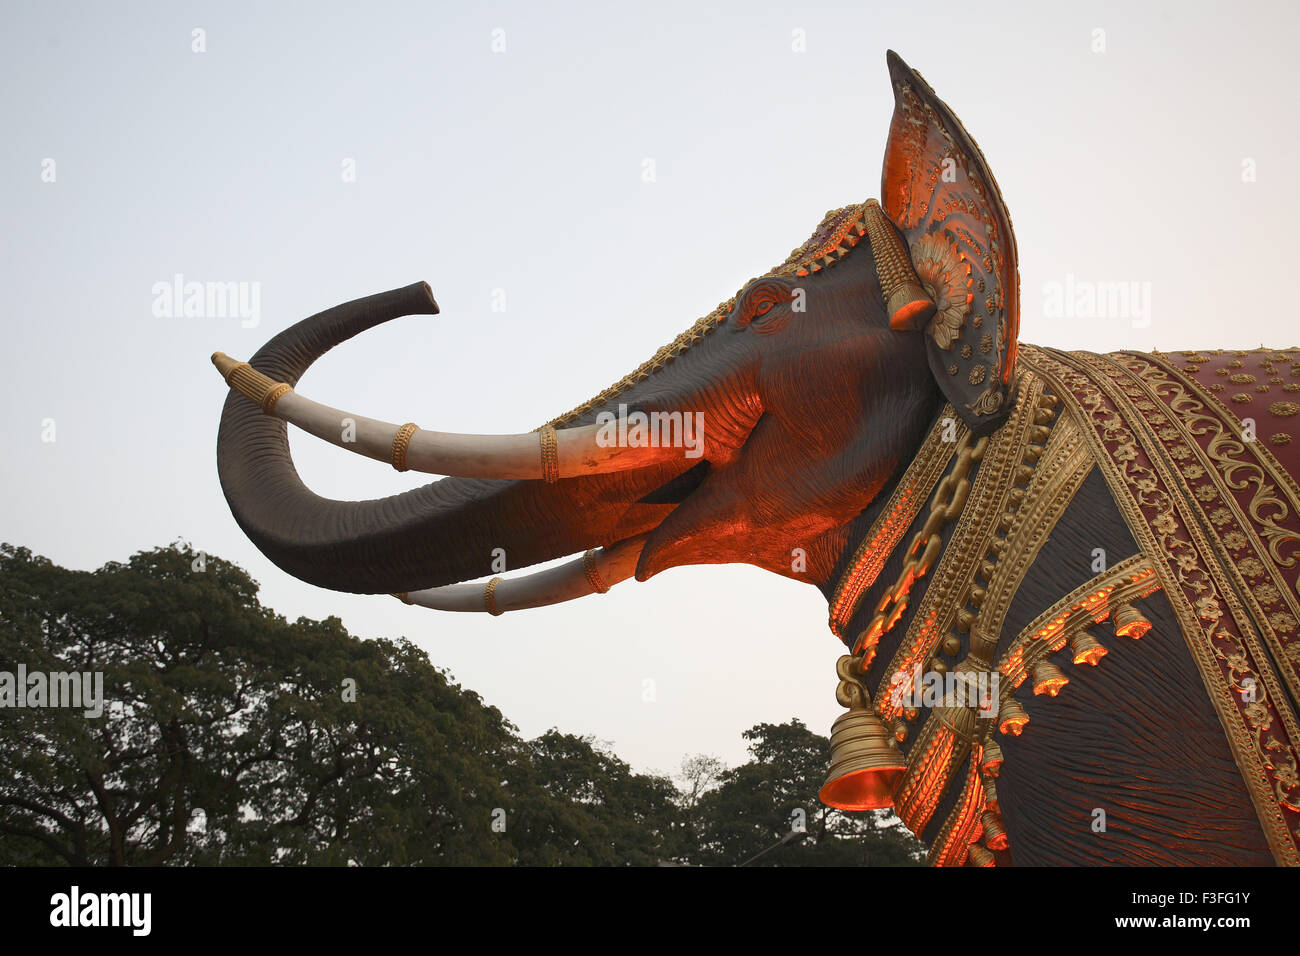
[879,51,1021,436]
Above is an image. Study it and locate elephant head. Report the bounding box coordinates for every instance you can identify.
[212,51,1019,620]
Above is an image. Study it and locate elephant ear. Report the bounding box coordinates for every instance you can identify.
[881,50,1020,435]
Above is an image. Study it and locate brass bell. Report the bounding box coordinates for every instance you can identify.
[980,810,1009,851]
[980,739,1004,778]
[1032,661,1070,697]
[1112,602,1151,639]
[819,706,907,810]
[1069,630,1108,666]
[965,843,996,867]
[998,698,1029,736]
[983,776,1001,813]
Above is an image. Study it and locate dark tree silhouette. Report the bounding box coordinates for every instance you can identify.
[0,543,680,865]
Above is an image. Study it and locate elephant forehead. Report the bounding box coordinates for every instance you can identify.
[543,201,879,430]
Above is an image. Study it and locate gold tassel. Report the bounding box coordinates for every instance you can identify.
[863,201,936,332]
[965,843,996,866]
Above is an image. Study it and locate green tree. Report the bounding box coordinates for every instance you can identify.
[684,720,925,866]
[508,730,685,865]
[0,543,677,865]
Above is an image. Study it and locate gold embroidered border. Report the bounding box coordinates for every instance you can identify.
[1148,350,1300,516]
[1081,351,1300,765]
[1021,345,1300,865]
[1117,352,1300,705]
[829,404,964,636]
[1149,351,1300,531]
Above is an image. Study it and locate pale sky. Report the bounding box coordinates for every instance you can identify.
[3,0,1298,780]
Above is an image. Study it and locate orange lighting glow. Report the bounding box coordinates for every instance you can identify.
[819,766,906,811]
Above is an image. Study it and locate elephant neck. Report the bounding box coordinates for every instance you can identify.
[820,367,1063,865]
[822,401,965,642]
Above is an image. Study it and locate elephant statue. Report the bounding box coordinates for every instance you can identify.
[211,51,1300,866]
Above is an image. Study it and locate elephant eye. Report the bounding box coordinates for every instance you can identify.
[732,279,796,335]
[738,280,795,335]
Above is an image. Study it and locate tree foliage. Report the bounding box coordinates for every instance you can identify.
[0,543,921,866]
[683,721,924,866]
[0,543,681,865]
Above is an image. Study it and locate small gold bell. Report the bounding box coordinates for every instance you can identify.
[980,810,1009,851]
[980,739,1003,778]
[1032,661,1070,696]
[965,843,996,867]
[819,706,907,810]
[998,698,1029,736]
[1069,630,1108,666]
[1112,602,1151,639]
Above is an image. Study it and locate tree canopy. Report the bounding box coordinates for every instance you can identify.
[0,542,922,866]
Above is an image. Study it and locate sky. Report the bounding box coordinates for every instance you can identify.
[3,0,1299,782]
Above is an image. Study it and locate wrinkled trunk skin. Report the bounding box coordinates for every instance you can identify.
[215,283,756,594]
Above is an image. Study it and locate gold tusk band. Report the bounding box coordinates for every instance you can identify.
[582,549,609,594]
[483,576,504,616]
[391,422,419,472]
[262,382,292,414]
[539,425,559,483]
[213,353,294,415]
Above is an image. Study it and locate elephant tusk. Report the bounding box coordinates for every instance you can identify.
[392,535,646,613]
[211,352,692,481]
